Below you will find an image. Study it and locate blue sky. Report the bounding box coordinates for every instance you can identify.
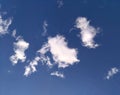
[0,0,120,95]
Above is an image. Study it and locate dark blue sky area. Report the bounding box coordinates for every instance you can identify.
[0,0,120,95]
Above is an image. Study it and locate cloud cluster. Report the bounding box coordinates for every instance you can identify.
[106,67,119,80]
[50,71,64,78]
[10,37,29,65]
[0,8,103,79]
[75,17,99,48]
[0,15,12,35]
[0,12,100,78]
[24,35,79,76]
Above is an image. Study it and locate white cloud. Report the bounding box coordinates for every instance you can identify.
[106,67,119,80]
[24,44,52,77]
[75,17,99,48]
[25,56,53,77]
[24,55,52,77]
[10,37,29,65]
[48,35,79,68]
[24,57,40,77]
[51,71,64,78]
[38,35,80,68]
[24,35,79,76]
[42,20,48,36]
[57,0,64,8]
[0,15,12,35]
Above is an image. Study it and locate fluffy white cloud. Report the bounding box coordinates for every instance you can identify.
[50,71,64,78]
[38,35,80,68]
[24,35,79,76]
[48,35,79,68]
[106,67,119,80]
[10,37,29,65]
[42,20,48,36]
[0,15,12,35]
[75,17,99,48]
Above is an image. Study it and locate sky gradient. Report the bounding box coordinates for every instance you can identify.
[0,0,120,95]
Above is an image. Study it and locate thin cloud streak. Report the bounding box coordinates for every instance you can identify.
[42,20,48,36]
[51,71,64,78]
[0,15,12,35]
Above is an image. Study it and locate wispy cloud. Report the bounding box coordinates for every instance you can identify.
[24,35,79,76]
[24,44,52,77]
[38,43,53,67]
[57,0,64,8]
[75,17,99,48]
[10,36,29,65]
[50,71,64,78]
[0,15,12,35]
[106,67,119,80]
[11,30,16,38]
[24,57,40,77]
[42,20,48,36]
[24,55,52,77]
